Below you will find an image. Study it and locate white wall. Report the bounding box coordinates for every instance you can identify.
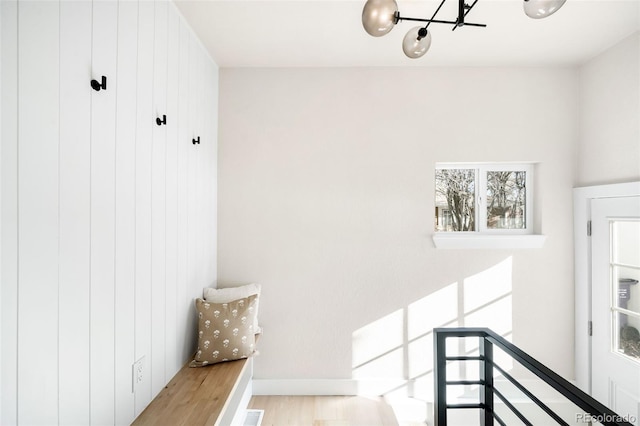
[218,67,578,395]
[0,1,218,424]
[577,32,640,187]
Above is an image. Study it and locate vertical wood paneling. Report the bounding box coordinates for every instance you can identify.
[201,56,211,286]
[200,53,210,287]
[58,2,92,423]
[90,1,118,423]
[150,0,168,398]
[134,0,155,414]
[176,22,191,364]
[207,60,219,285]
[114,1,139,424]
[164,3,180,379]
[1,1,18,424]
[203,60,212,285]
[17,1,60,423]
[4,1,219,422]
[185,32,199,349]
[194,46,206,291]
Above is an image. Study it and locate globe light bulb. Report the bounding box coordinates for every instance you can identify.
[362,0,399,37]
[523,0,566,19]
[402,27,432,59]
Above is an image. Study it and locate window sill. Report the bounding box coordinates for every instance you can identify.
[432,234,547,249]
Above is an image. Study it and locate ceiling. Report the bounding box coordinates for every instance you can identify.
[174,0,640,68]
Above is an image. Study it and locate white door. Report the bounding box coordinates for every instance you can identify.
[592,196,640,425]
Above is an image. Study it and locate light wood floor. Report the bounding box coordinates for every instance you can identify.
[248,396,426,426]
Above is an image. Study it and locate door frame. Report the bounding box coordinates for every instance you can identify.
[574,181,640,394]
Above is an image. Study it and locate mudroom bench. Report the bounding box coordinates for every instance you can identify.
[132,358,253,426]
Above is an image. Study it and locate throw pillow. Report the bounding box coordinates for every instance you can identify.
[190,295,258,367]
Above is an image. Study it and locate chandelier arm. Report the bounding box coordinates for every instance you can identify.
[398,15,486,27]
[452,0,481,31]
[424,0,448,30]
[464,0,480,17]
[397,16,459,25]
[457,0,465,27]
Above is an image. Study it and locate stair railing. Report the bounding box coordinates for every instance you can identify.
[434,327,635,426]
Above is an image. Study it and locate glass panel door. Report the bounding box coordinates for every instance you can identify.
[591,196,640,424]
[610,220,640,363]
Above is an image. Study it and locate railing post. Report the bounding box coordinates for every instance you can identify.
[434,329,448,426]
[479,335,494,426]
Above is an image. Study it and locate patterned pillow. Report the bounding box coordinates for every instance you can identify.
[190,295,258,367]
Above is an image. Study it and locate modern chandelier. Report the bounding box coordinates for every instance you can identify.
[362,0,567,59]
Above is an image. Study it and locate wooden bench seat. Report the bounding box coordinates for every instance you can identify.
[132,358,252,426]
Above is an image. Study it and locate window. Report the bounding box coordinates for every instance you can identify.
[435,163,534,234]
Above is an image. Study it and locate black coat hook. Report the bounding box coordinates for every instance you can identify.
[192,136,200,145]
[91,76,107,91]
[156,115,166,126]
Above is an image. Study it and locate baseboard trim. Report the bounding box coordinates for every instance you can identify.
[252,379,357,395]
[252,379,412,396]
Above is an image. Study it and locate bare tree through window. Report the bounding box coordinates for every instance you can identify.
[435,169,475,231]
[486,171,526,229]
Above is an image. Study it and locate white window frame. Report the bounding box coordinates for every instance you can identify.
[433,162,544,249]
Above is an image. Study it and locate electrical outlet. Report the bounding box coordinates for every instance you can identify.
[132,356,145,392]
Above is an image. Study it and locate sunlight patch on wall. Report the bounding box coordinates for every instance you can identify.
[352,309,404,379]
[408,283,460,341]
[351,256,514,406]
[463,257,513,314]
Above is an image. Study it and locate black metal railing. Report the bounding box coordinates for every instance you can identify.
[434,328,634,426]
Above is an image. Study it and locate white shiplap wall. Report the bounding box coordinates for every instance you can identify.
[0,1,218,424]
